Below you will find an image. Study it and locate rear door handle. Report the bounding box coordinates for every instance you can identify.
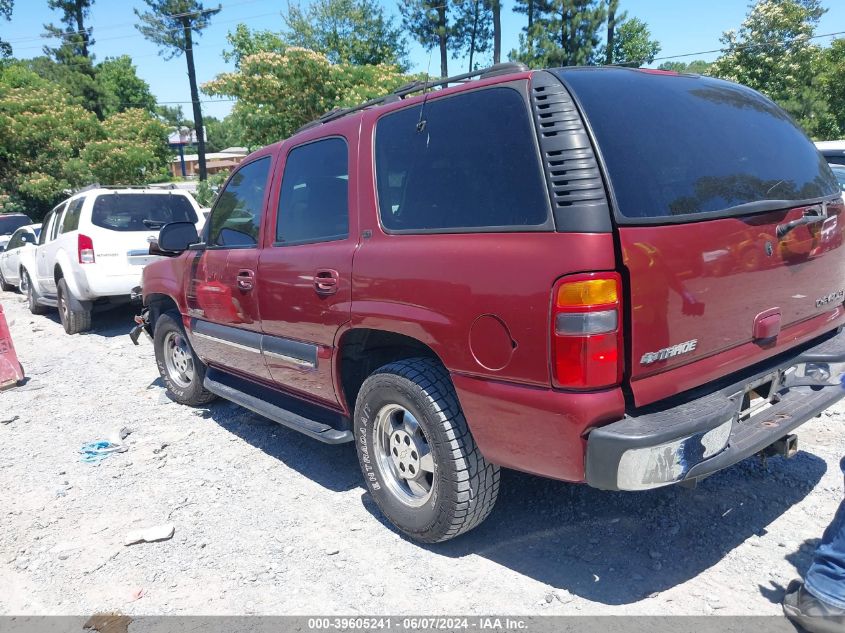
[314,269,339,295]
[237,269,255,292]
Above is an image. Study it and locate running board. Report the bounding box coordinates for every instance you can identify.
[203,368,353,444]
[37,295,58,308]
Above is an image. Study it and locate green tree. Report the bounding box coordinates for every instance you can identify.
[155,103,192,127]
[82,108,171,185]
[0,0,13,58]
[0,65,98,217]
[203,48,412,146]
[135,0,221,181]
[603,17,660,66]
[400,0,451,77]
[817,38,845,138]
[513,0,606,68]
[709,0,832,137]
[452,0,493,71]
[96,55,156,116]
[44,0,94,62]
[203,114,245,152]
[604,0,620,64]
[222,24,286,67]
[657,59,711,74]
[283,0,408,69]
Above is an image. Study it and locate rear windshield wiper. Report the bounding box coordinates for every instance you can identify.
[142,219,166,229]
[776,204,827,239]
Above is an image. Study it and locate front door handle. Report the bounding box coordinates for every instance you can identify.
[237,269,255,292]
[314,269,339,295]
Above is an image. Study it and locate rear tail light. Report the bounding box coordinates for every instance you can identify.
[78,234,95,264]
[552,273,623,390]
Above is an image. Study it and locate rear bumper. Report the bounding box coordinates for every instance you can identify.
[586,327,845,491]
[72,267,142,301]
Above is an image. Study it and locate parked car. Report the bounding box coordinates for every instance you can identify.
[0,224,40,291]
[134,64,845,543]
[23,187,204,334]
[816,140,845,166]
[0,213,34,252]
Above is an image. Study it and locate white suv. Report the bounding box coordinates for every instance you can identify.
[21,187,203,334]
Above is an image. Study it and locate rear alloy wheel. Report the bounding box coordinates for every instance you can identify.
[24,271,48,315]
[57,278,91,334]
[354,357,500,543]
[153,311,216,406]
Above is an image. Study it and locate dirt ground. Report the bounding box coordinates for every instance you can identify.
[0,288,843,617]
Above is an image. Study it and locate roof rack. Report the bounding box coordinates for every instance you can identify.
[296,61,529,133]
[71,183,181,195]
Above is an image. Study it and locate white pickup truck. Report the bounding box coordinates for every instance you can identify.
[21,186,204,334]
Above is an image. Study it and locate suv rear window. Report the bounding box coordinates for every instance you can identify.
[91,194,198,232]
[375,87,551,232]
[0,214,32,236]
[561,69,840,220]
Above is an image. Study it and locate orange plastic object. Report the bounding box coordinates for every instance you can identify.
[0,303,24,390]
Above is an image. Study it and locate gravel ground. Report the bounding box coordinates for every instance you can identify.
[0,288,843,617]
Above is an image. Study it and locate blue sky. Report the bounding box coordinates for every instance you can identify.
[3,0,845,120]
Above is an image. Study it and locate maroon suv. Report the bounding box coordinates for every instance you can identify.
[133,64,845,543]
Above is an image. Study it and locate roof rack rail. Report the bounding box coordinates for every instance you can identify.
[295,62,528,133]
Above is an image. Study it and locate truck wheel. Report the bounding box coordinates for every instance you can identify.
[57,278,91,334]
[0,268,13,292]
[24,271,48,315]
[154,311,216,406]
[354,357,500,543]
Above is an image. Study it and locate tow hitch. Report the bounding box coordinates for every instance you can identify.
[762,434,799,459]
[129,309,151,346]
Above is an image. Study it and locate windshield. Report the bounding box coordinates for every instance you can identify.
[0,215,33,236]
[91,194,198,232]
[559,69,840,221]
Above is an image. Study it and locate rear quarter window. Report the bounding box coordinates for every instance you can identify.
[374,86,551,233]
[560,69,840,221]
[91,193,198,232]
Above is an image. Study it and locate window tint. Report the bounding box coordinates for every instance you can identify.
[60,198,84,234]
[561,69,840,220]
[208,157,272,247]
[39,211,56,245]
[92,194,198,232]
[6,230,23,250]
[51,203,65,240]
[0,215,32,236]
[375,87,550,232]
[276,138,348,245]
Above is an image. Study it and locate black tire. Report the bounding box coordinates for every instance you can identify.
[354,357,500,543]
[57,278,91,334]
[153,311,216,406]
[0,268,13,292]
[24,271,48,315]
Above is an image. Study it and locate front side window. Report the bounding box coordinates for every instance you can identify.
[6,230,23,250]
[375,87,551,232]
[208,157,272,248]
[40,207,62,245]
[276,138,349,245]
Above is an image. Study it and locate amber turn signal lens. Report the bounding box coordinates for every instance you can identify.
[556,278,618,307]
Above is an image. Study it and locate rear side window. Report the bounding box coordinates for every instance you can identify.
[60,198,84,234]
[208,157,271,248]
[561,69,840,220]
[276,138,348,245]
[375,87,551,232]
[92,194,198,232]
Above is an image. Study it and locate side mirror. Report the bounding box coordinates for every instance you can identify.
[157,222,199,253]
[20,233,35,245]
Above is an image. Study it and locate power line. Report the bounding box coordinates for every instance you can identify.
[5,0,270,45]
[12,9,282,52]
